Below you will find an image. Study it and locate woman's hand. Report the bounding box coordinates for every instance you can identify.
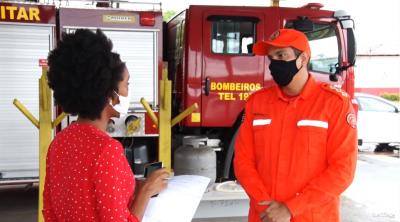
[130,168,170,220]
[141,168,170,197]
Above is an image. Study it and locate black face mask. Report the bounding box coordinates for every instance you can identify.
[269,57,300,87]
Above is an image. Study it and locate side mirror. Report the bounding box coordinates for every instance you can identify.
[346,28,357,66]
[334,10,355,29]
[339,18,355,29]
[334,11,357,67]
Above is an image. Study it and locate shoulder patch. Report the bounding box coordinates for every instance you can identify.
[321,84,349,99]
[346,113,357,128]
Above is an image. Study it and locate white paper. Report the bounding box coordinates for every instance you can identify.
[142,175,210,222]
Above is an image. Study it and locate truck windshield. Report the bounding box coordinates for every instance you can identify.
[286,23,339,74]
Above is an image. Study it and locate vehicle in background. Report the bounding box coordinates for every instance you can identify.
[1,1,357,183]
[0,0,162,183]
[0,2,56,183]
[167,3,357,179]
[356,92,400,151]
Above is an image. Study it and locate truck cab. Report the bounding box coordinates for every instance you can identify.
[167,3,356,179]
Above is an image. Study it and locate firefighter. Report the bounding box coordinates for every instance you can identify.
[234,29,357,222]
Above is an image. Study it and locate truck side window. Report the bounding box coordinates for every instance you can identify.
[210,17,256,55]
[286,22,339,74]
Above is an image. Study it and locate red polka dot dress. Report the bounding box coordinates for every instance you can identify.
[43,122,139,222]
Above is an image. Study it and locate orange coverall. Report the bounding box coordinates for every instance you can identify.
[234,76,357,222]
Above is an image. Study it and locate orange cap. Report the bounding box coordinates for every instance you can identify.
[253,29,311,56]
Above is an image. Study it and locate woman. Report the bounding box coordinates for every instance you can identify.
[43,29,169,221]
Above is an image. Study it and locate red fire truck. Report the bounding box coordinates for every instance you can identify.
[0,1,56,182]
[56,2,164,177]
[0,1,356,185]
[166,3,356,179]
[0,0,164,182]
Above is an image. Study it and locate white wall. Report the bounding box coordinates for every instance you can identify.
[355,56,400,90]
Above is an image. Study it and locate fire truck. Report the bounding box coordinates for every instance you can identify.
[0,1,356,186]
[166,3,357,179]
[0,0,164,182]
[0,0,356,218]
[0,1,57,183]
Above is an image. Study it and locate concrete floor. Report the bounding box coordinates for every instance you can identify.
[0,184,38,222]
[1,151,400,222]
[341,151,400,222]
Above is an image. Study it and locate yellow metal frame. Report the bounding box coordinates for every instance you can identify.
[271,0,280,7]
[12,64,195,220]
[141,63,198,171]
[13,67,66,222]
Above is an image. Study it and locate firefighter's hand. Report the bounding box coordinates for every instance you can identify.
[141,168,169,197]
[258,200,291,222]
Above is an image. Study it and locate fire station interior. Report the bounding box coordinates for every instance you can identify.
[0,0,399,222]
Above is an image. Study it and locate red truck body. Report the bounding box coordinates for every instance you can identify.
[167,4,356,178]
[0,1,356,181]
[168,4,356,129]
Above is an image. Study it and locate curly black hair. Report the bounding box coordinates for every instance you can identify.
[47,29,125,120]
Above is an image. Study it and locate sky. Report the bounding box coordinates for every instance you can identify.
[48,0,400,55]
[160,0,400,55]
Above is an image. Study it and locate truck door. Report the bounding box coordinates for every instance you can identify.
[201,12,265,127]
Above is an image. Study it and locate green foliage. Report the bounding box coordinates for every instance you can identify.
[381,93,400,102]
[163,10,177,22]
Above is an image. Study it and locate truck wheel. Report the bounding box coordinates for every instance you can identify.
[375,143,394,152]
[222,126,239,180]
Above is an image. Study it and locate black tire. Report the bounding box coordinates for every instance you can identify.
[222,126,239,180]
[375,143,394,152]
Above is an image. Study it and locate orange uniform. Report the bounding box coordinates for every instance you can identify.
[234,75,357,222]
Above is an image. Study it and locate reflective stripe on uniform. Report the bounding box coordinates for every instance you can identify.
[253,119,271,126]
[297,120,328,129]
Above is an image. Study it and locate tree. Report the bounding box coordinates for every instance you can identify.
[163,10,177,22]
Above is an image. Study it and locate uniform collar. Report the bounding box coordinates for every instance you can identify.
[273,74,318,102]
[299,74,318,100]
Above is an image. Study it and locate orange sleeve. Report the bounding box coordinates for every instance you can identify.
[234,96,272,213]
[285,96,357,217]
